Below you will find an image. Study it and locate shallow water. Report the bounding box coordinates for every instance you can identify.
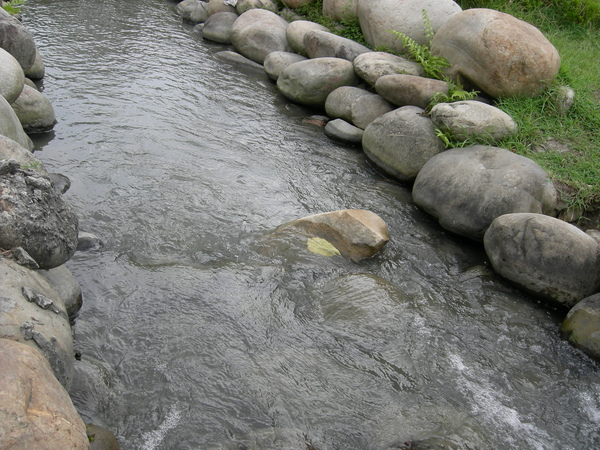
[23,1,599,448]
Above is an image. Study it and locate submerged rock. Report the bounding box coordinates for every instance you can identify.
[0,339,89,450]
[276,209,390,261]
[561,293,600,361]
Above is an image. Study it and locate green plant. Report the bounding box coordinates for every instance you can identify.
[388,11,451,80]
[2,0,25,15]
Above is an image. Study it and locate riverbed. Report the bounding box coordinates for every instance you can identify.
[23,0,600,448]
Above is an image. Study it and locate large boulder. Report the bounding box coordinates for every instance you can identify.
[263,51,307,81]
[0,47,24,104]
[230,9,291,64]
[323,0,358,21]
[0,339,89,449]
[484,213,600,307]
[175,0,209,24]
[0,169,79,269]
[286,20,329,56]
[235,0,278,14]
[430,100,518,141]
[206,0,237,16]
[412,145,558,241]
[0,94,33,150]
[0,12,37,71]
[303,29,370,62]
[201,12,238,44]
[375,74,449,109]
[11,84,57,134]
[277,57,358,108]
[357,0,462,52]
[362,105,445,182]
[276,209,390,262]
[353,51,424,86]
[325,86,394,129]
[0,258,75,388]
[561,293,600,361]
[431,9,561,98]
[0,135,46,173]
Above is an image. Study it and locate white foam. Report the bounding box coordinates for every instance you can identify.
[140,404,182,450]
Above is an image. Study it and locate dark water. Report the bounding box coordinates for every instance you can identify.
[23,1,599,448]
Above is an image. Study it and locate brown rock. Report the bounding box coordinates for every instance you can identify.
[277,209,390,262]
[431,8,561,98]
[0,339,89,450]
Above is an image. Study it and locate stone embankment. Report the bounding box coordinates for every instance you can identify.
[1,0,599,447]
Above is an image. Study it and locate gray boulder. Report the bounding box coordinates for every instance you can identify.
[413,145,559,240]
[0,170,79,269]
[430,100,518,141]
[357,0,461,52]
[263,51,307,81]
[37,265,83,319]
[362,105,445,182]
[431,9,561,98]
[303,29,370,62]
[324,118,364,145]
[0,12,37,71]
[231,9,291,64]
[0,339,89,449]
[201,11,238,44]
[0,135,46,172]
[0,94,33,150]
[353,51,424,86]
[375,74,449,109]
[0,47,24,104]
[276,209,390,262]
[285,20,329,56]
[11,84,57,134]
[235,0,278,14]
[323,0,358,21]
[277,57,358,108]
[484,213,600,307]
[24,48,45,80]
[561,293,600,361]
[176,0,210,24]
[0,257,74,388]
[325,86,394,129]
[215,50,265,71]
[207,0,237,16]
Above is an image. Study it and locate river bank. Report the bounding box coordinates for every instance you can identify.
[1,1,600,448]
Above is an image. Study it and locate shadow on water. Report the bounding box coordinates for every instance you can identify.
[25,0,600,449]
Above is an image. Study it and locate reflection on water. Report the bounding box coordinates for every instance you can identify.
[25,0,599,448]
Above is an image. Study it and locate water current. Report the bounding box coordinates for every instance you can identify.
[23,0,600,448]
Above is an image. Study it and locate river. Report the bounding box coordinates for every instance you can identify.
[22,0,600,448]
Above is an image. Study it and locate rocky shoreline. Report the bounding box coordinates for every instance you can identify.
[1,0,599,447]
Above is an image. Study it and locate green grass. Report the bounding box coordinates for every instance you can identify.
[290,0,600,227]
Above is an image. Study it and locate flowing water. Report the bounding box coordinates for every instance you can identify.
[23,1,600,448]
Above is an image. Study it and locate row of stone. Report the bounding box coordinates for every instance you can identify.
[174,1,600,360]
[0,6,118,449]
